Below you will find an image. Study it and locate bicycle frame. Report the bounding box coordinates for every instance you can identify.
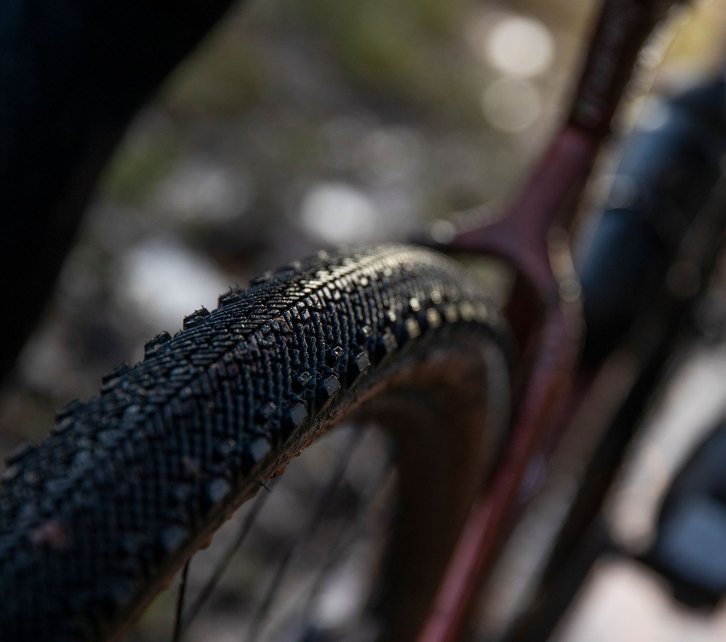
[420,1,684,639]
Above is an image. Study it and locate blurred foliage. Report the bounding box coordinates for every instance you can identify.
[153,0,499,126]
[102,124,181,204]
[662,1,726,73]
[161,17,265,115]
[288,0,485,122]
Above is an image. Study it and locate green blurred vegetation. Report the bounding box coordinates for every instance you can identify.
[99,0,512,213]
[290,0,484,121]
[98,0,726,215]
[102,126,181,205]
[162,18,265,115]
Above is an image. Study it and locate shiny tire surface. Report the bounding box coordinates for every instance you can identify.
[0,244,511,641]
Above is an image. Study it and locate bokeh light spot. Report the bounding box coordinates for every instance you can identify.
[485,16,554,78]
[300,182,380,244]
[482,78,542,133]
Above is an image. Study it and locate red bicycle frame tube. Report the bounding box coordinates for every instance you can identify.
[418,1,685,640]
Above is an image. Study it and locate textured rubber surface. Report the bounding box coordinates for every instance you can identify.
[0,245,509,641]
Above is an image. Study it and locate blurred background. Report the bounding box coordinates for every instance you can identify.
[3,0,726,639]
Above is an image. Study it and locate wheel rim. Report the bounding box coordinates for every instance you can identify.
[129,336,509,641]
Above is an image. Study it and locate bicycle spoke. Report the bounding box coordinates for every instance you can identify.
[179,487,272,633]
[244,428,365,640]
[261,448,396,640]
[307,455,395,600]
[293,462,396,636]
[172,560,190,642]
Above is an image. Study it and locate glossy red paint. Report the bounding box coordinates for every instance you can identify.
[450,126,597,299]
[417,1,685,639]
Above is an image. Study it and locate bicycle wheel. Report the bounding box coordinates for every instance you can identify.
[0,244,511,641]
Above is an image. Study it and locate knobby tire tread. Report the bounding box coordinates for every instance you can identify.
[0,244,509,641]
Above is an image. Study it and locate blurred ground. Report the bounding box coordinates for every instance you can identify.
[3,0,726,639]
[555,341,726,642]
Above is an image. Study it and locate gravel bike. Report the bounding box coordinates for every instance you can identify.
[2,0,726,640]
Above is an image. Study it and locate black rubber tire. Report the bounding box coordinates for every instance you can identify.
[0,244,511,641]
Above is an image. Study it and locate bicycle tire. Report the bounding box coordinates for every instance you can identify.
[0,244,511,641]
